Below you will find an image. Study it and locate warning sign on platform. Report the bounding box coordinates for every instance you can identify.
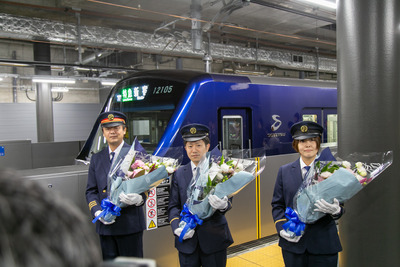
[148,220,156,229]
[146,184,171,230]
[146,187,158,230]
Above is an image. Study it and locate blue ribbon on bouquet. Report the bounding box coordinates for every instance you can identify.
[179,204,203,242]
[282,207,305,236]
[92,198,121,223]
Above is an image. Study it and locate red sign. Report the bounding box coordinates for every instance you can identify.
[147,198,156,208]
[148,209,156,218]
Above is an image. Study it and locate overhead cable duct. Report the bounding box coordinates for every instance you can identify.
[191,0,203,51]
[74,50,114,65]
[73,8,83,64]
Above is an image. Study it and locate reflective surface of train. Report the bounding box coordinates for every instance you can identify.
[76,70,337,266]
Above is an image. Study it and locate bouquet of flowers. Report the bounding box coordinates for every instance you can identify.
[177,147,266,242]
[92,138,181,224]
[283,148,393,237]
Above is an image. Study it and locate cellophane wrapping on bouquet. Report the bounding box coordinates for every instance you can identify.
[93,138,182,224]
[292,148,393,225]
[109,138,182,208]
[177,147,266,242]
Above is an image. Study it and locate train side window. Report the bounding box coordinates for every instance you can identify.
[327,114,338,143]
[302,114,318,122]
[222,116,243,150]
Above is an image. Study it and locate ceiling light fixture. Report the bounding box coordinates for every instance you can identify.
[32,78,75,84]
[51,87,69,92]
[76,67,97,71]
[298,0,336,9]
[0,62,30,67]
[101,80,117,86]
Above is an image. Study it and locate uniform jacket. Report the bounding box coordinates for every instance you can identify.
[271,158,343,254]
[168,162,234,254]
[86,142,146,236]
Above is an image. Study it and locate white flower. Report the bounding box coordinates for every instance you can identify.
[164,158,176,167]
[342,161,351,169]
[355,162,363,169]
[357,167,367,177]
[235,162,244,172]
[320,171,333,179]
[220,163,230,173]
[208,164,222,181]
[166,166,175,174]
[215,172,224,181]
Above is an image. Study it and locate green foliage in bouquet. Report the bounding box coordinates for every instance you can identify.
[315,161,340,174]
[200,155,243,199]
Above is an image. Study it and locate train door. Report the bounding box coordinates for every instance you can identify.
[302,108,337,144]
[218,108,251,151]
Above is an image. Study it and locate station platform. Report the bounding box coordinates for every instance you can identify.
[227,236,284,267]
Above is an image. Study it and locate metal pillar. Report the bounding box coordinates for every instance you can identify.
[190,0,202,51]
[203,53,212,73]
[176,57,183,70]
[12,51,17,102]
[337,0,400,266]
[34,42,54,142]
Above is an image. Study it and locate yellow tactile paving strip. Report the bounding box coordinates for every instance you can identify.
[227,241,284,267]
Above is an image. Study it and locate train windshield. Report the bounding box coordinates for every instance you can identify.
[89,77,188,156]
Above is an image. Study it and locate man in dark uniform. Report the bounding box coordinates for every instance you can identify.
[168,123,234,267]
[271,121,344,267]
[86,111,146,260]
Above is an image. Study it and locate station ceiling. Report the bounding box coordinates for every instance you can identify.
[1,0,337,56]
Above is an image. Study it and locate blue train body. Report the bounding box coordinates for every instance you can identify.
[77,70,337,163]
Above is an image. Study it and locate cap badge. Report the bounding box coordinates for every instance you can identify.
[190,127,197,134]
[108,114,114,121]
[300,125,308,133]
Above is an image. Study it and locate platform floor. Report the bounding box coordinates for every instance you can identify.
[227,236,284,267]
[227,241,284,267]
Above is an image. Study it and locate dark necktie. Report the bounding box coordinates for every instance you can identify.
[303,165,310,179]
[195,167,200,180]
[110,152,115,163]
[190,167,200,188]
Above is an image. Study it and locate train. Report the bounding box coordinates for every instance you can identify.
[77,69,337,162]
[76,69,337,266]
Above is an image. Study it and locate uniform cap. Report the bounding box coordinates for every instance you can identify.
[98,111,126,128]
[180,123,209,142]
[290,121,323,140]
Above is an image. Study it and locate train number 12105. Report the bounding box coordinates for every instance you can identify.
[153,85,173,94]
